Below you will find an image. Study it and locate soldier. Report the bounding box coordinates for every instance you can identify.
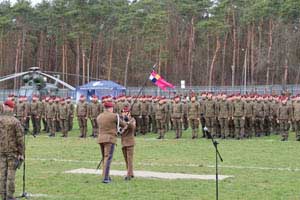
[97,101,126,183]
[23,96,30,134]
[199,92,207,137]
[292,96,300,141]
[182,97,189,130]
[58,98,69,137]
[156,97,168,139]
[148,97,156,133]
[227,95,235,138]
[218,94,230,139]
[54,97,61,132]
[188,95,200,139]
[140,96,150,134]
[77,95,89,138]
[263,95,272,136]
[166,99,172,131]
[120,106,136,180]
[66,97,74,131]
[171,96,183,139]
[130,97,142,135]
[232,94,245,139]
[30,95,41,136]
[203,93,217,138]
[88,95,102,137]
[46,98,57,137]
[271,96,280,134]
[41,97,48,132]
[253,95,265,137]
[244,95,254,138]
[0,100,24,200]
[278,97,292,141]
[14,96,27,129]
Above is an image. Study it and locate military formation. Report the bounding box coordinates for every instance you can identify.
[1,92,300,142]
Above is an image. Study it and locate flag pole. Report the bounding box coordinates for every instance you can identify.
[130,64,157,109]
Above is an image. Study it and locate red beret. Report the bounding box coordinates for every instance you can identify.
[104,102,114,108]
[4,100,14,109]
[122,106,130,112]
[80,95,85,98]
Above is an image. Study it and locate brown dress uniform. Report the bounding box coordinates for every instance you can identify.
[0,111,24,200]
[97,111,126,182]
[121,118,136,178]
[77,101,89,138]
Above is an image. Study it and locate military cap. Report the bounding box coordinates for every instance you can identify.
[104,102,114,108]
[4,100,15,108]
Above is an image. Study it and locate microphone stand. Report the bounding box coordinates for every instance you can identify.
[204,127,223,200]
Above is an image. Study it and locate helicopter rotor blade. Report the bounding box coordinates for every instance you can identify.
[37,72,76,91]
[0,72,30,83]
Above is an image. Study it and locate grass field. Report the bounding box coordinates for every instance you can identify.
[15,121,300,200]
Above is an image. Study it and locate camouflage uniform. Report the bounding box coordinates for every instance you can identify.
[292,100,300,141]
[45,101,57,136]
[188,99,200,139]
[149,100,157,133]
[199,98,207,137]
[131,101,142,135]
[0,111,24,200]
[58,101,69,137]
[182,100,189,130]
[30,99,41,136]
[140,100,150,134]
[14,99,27,130]
[278,101,292,141]
[271,100,280,134]
[203,98,217,137]
[67,100,74,131]
[244,99,254,138]
[156,101,168,139]
[77,100,89,138]
[218,99,230,139]
[54,100,61,132]
[232,98,245,139]
[171,99,183,139]
[253,100,265,137]
[263,100,271,136]
[88,100,102,137]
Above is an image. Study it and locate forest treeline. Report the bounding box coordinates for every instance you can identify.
[0,0,300,89]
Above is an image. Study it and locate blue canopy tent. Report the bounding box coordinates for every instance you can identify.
[76,81,126,101]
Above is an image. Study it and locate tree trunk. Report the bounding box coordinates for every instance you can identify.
[14,33,21,90]
[76,38,80,85]
[107,33,114,80]
[208,36,221,90]
[221,32,228,86]
[124,38,132,87]
[266,19,274,86]
[188,17,195,87]
[231,8,237,87]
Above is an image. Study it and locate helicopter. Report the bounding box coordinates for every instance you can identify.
[0,67,75,98]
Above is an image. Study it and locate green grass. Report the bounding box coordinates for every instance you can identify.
[14,120,300,200]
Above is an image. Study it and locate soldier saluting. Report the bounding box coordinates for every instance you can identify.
[0,100,24,200]
[97,102,127,184]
